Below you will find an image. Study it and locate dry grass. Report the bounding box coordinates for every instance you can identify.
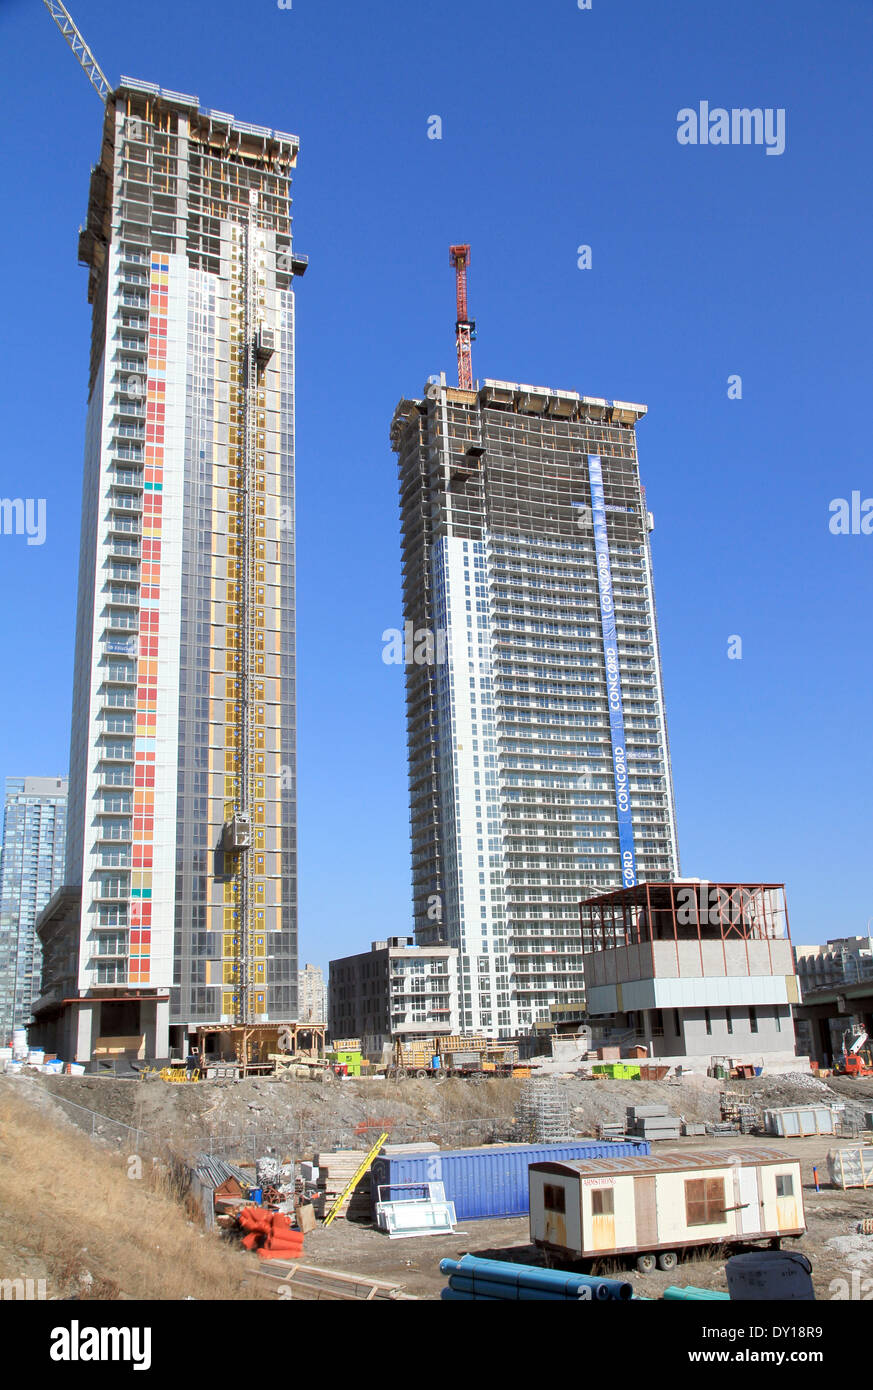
[0,1083,264,1300]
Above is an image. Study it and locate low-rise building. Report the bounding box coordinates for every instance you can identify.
[580,881,805,1071]
[328,937,460,1060]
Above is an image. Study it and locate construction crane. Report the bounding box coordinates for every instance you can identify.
[42,0,111,101]
[449,244,476,390]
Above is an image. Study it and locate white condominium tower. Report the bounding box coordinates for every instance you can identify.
[35,78,305,1062]
[391,374,679,1038]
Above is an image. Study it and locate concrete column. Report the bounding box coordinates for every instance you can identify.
[141,997,170,1059]
[74,1003,95,1063]
[155,997,169,1059]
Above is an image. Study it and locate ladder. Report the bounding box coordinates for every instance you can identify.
[322,1132,389,1228]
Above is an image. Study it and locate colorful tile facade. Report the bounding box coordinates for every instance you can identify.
[129,255,169,985]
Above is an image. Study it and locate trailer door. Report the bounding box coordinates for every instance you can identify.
[735,1164,760,1235]
[633,1176,657,1247]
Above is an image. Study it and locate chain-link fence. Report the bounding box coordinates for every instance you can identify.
[41,1089,153,1157]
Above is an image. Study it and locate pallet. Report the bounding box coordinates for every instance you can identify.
[258,1261,416,1300]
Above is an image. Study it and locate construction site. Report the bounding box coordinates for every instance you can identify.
[0,5,865,1337]
[3,1056,873,1302]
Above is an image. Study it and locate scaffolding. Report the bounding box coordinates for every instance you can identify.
[516,1077,571,1143]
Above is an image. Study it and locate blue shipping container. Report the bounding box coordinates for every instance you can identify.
[371,1140,650,1222]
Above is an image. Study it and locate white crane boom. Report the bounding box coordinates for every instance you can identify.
[42,0,110,102]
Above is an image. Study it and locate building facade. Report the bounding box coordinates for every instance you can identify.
[792,936,873,1068]
[795,937,873,992]
[34,77,304,1063]
[298,962,327,1023]
[391,376,679,1037]
[0,778,68,1043]
[328,938,460,1059]
[581,881,803,1068]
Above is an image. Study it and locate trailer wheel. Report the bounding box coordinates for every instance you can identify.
[636,1253,657,1274]
[657,1251,678,1272]
[415,1069,428,1079]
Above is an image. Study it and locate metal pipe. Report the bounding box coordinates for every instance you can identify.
[662,1286,731,1301]
[439,1255,633,1301]
[448,1274,579,1302]
[441,1287,501,1301]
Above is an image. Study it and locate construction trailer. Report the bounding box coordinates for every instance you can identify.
[529,1148,805,1273]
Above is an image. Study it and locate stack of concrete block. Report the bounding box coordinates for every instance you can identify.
[627,1104,681,1141]
[680,1121,707,1137]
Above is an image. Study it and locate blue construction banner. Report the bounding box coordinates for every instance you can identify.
[588,456,638,888]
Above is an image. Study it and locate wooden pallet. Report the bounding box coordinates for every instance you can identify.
[258,1262,416,1301]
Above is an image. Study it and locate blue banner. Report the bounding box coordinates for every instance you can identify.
[588,456,637,888]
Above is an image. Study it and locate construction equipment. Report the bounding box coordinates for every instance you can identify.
[390,1035,519,1078]
[322,1132,389,1227]
[835,1028,873,1077]
[449,244,476,389]
[42,0,110,101]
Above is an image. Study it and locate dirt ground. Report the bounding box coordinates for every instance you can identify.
[30,1065,849,1157]
[5,1066,873,1301]
[282,1130,873,1301]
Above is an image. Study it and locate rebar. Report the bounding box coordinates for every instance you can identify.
[516,1078,571,1143]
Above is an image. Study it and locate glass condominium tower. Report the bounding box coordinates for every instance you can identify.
[0,778,68,1043]
[34,78,304,1061]
[391,375,679,1037]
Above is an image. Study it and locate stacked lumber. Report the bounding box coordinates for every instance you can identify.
[316,1149,372,1220]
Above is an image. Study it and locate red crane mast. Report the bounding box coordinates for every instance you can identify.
[449,244,476,390]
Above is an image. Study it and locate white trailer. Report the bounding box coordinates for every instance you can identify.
[529,1147,804,1273]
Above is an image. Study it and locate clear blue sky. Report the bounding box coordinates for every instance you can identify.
[1,0,870,969]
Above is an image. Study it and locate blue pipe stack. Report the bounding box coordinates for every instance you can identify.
[439,1255,634,1302]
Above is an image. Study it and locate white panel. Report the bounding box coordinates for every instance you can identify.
[651,975,790,1008]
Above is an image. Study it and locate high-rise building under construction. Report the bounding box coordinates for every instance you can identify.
[391,367,680,1037]
[34,78,304,1061]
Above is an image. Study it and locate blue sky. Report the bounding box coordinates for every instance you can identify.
[0,0,870,966]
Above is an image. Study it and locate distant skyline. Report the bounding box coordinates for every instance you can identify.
[0,0,870,974]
